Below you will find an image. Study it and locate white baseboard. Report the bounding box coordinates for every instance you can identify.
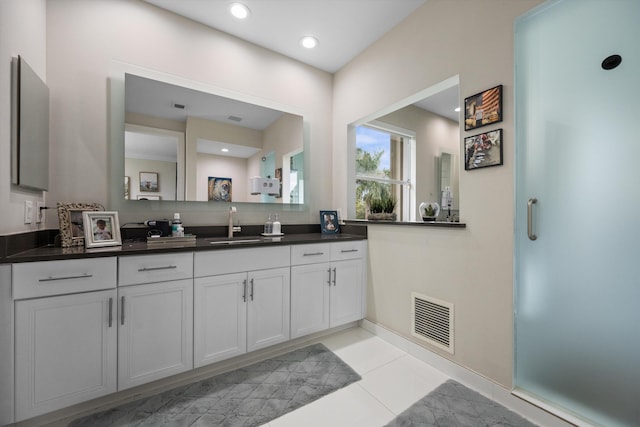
[359,319,582,427]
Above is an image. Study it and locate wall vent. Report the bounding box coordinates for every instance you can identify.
[411,292,454,354]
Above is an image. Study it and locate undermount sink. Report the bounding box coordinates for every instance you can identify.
[206,237,263,245]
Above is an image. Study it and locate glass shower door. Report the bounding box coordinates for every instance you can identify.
[514,1,640,426]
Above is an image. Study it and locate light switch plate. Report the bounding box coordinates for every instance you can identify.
[24,200,33,224]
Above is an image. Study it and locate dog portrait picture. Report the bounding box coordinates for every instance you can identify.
[208,177,233,202]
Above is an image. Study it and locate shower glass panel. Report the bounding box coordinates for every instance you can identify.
[514,1,640,426]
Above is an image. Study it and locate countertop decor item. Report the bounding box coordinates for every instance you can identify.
[367,195,397,221]
[82,211,122,248]
[57,202,104,247]
[419,202,440,222]
[320,210,340,234]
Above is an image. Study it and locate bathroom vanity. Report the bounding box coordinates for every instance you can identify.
[1,233,366,423]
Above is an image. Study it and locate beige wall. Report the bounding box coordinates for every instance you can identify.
[41,0,332,228]
[0,0,47,234]
[333,0,543,387]
[125,158,177,201]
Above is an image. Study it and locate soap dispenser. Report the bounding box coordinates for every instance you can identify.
[272,213,281,235]
[264,214,273,234]
[172,213,183,237]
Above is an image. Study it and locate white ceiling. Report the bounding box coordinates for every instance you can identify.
[127,0,459,160]
[125,73,285,129]
[143,0,427,74]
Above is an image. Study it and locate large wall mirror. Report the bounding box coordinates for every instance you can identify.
[347,75,460,221]
[110,63,305,207]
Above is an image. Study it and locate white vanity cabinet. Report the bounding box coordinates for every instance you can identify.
[117,253,193,390]
[13,258,118,422]
[7,236,366,423]
[290,241,366,339]
[193,247,290,368]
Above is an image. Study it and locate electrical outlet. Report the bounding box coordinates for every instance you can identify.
[36,201,44,223]
[24,200,33,224]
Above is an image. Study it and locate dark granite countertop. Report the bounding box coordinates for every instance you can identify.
[3,228,367,264]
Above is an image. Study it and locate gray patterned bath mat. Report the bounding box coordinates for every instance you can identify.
[69,343,360,427]
[385,380,538,427]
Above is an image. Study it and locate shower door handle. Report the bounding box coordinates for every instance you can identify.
[527,198,538,241]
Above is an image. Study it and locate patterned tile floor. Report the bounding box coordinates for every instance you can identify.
[37,326,569,427]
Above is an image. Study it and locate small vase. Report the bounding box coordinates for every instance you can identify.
[419,202,440,222]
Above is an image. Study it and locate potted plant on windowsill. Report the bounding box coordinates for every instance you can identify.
[367,196,397,221]
[419,201,440,222]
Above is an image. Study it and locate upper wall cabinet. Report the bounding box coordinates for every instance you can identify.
[11,56,49,191]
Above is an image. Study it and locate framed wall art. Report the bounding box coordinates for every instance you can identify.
[320,210,340,234]
[464,85,502,131]
[208,177,232,202]
[57,202,104,247]
[82,211,122,248]
[464,128,503,170]
[139,171,159,192]
[124,176,130,200]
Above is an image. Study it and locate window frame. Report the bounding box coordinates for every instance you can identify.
[353,121,416,222]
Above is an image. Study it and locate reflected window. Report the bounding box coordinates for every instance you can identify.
[355,125,414,220]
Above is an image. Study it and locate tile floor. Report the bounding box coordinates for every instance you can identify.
[264,327,451,427]
[44,325,559,427]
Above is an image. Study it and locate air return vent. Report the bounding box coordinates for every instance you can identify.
[411,292,454,354]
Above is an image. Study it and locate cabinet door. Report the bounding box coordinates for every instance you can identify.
[118,279,193,390]
[247,267,290,352]
[330,259,363,327]
[194,273,247,367]
[290,263,330,338]
[15,290,117,421]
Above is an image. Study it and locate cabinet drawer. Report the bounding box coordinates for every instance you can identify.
[331,241,365,261]
[194,246,290,277]
[12,258,117,299]
[118,253,193,286]
[291,244,331,265]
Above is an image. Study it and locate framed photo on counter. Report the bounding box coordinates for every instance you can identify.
[320,210,340,234]
[83,211,122,248]
[57,202,104,247]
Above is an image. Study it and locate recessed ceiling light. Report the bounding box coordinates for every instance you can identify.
[229,3,250,20]
[221,148,230,153]
[454,107,461,112]
[300,36,319,49]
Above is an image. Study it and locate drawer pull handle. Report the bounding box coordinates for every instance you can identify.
[303,252,324,256]
[108,297,113,328]
[137,265,177,272]
[121,296,125,325]
[250,278,255,301]
[242,279,247,302]
[38,273,93,282]
[341,249,359,253]
[327,268,332,286]
[332,268,337,286]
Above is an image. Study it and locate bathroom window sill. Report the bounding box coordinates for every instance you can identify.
[344,219,466,228]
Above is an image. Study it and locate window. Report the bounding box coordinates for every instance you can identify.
[354,123,415,221]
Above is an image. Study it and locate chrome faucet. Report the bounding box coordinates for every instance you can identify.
[228,206,241,238]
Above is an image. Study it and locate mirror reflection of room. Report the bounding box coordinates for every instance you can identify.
[352,79,460,222]
[124,73,304,204]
